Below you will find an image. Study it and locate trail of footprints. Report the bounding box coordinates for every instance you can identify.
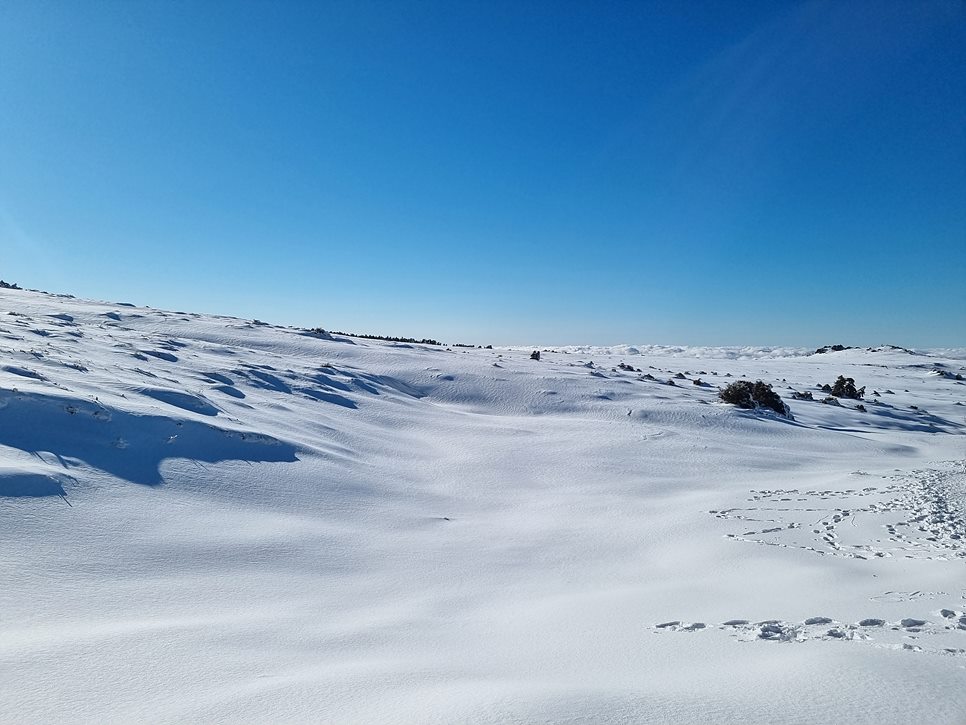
[658,465,966,657]
[709,464,966,562]
[653,607,966,657]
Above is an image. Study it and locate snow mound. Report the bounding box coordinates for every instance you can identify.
[0,467,68,498]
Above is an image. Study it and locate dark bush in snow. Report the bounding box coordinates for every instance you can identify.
[530,350,540,361]
[302,327,334,340]
[0,280,20,290]
[791,390,813,401]
[829,375,864,399]
[822,396,841,406]
[719,381,791,417]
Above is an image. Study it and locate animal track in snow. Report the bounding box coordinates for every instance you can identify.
[710,463,966,562]
[869,590,960,603]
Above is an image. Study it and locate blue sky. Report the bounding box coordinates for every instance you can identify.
[1,0,963,346]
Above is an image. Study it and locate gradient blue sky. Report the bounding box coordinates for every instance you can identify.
[1,0,963,346]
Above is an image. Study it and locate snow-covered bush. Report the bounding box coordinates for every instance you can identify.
[719,381,791,417]
[830,375,864,399]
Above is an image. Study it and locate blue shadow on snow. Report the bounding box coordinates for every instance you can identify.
[0,390,298,489]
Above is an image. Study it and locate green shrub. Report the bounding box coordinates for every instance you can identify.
[829,375,864,399]
[719,380,791,417]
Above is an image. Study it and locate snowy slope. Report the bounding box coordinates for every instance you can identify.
[1,287,964,724]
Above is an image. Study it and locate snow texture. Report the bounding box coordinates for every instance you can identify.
[1,287,965,724]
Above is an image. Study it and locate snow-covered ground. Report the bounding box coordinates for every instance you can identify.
[1,287,964,724]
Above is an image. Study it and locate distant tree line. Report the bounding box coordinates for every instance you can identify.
[307,328,496,349]
[311,328,442,346]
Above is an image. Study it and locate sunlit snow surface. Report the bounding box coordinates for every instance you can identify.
[1,288,965,724]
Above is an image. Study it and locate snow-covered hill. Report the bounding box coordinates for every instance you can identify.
[2,287,965,724]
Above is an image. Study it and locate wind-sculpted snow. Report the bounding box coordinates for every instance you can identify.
[0,468,69,498]
[1,287,965,724]
[0,389,296,486]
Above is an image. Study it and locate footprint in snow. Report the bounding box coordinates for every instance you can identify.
[713,464,965,562]
[652,609,966,656]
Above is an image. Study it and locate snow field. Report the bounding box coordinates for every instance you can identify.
[1,287,965,723]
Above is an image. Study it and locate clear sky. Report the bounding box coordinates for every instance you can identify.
[1,0,963,346]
